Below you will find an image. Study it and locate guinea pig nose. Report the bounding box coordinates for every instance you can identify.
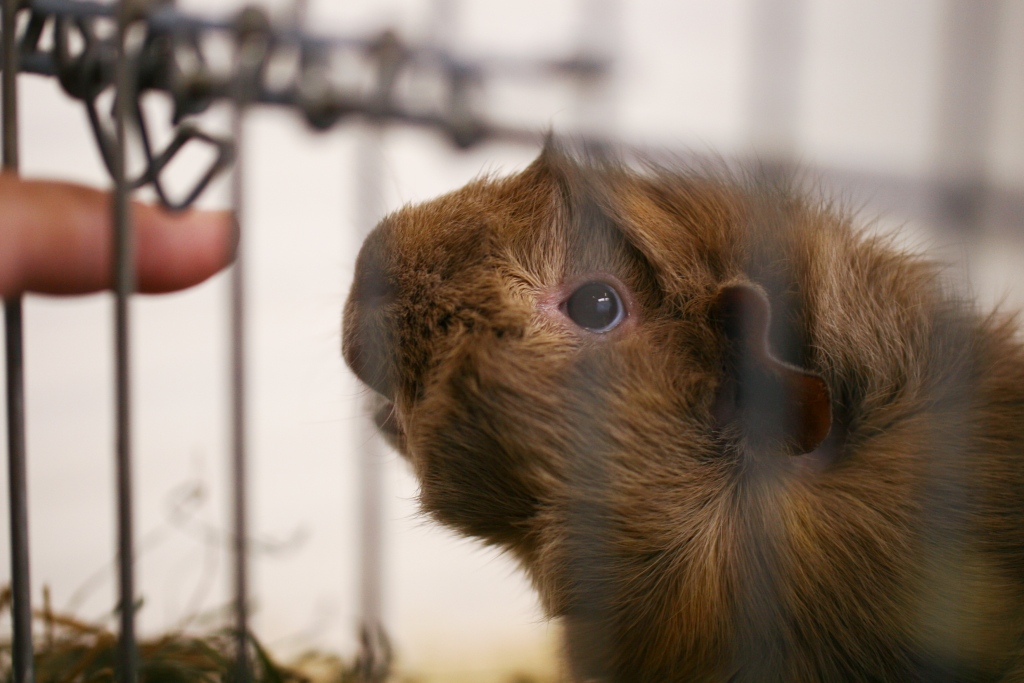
[343,235,400,400]
[351,252,397,311]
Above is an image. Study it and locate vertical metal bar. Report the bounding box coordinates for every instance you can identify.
[112,6,138,683]
[1,0,16,165]
[4,301,31,683]
[229,105,252,682]
[916,2,1002,676]
[739,2,807,677]
[573,0,617,142]
[349,0,425,674]
[562,388,614,682]
[2,0,33,680]
[561,3,618,681]
[229,103,250,681]
[931,0,1002,234]
[229,11,269,680]
[748,0,805,160]
[354,124,387,683]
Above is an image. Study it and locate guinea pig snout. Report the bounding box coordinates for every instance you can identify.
[343,239,399,399]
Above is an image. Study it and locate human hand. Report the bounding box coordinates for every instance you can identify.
[0,173,234,298]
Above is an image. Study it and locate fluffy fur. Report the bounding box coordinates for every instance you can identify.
[342,146,1024,682]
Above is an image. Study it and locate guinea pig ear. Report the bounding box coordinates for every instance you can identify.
[712,282,832,456]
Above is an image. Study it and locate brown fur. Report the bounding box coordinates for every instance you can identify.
[342,145,1024,682]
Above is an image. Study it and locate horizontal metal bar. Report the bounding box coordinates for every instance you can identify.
[24,0,605,79]
[2,0,602,157]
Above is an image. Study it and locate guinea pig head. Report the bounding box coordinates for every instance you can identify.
[343,152,665,551]
[342,149,834,589]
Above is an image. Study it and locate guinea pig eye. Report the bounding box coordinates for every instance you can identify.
[564,281,625,333]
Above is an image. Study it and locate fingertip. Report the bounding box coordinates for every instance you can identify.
[0,175,235,297]
[135,205,235,293]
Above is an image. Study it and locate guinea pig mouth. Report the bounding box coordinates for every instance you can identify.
[372,398,403,440]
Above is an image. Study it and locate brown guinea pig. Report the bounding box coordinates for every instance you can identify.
[342,144,1024,682]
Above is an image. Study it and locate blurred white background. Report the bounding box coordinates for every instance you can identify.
[2,1,1024,680]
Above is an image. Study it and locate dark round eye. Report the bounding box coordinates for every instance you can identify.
[565,281,625,332]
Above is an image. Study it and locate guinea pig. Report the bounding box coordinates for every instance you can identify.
[342,143,1024,682]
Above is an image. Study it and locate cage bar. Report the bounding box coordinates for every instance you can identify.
[748,0,804,157]
[353,124,389,683]
[559,3,620,680]
[3,0,34,679]
[3,298,31,683]
[111,4,139,682]
[931,0,1003,233]
[228,109,252,683]
[229,108,250,681]
[228,10,273,680]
